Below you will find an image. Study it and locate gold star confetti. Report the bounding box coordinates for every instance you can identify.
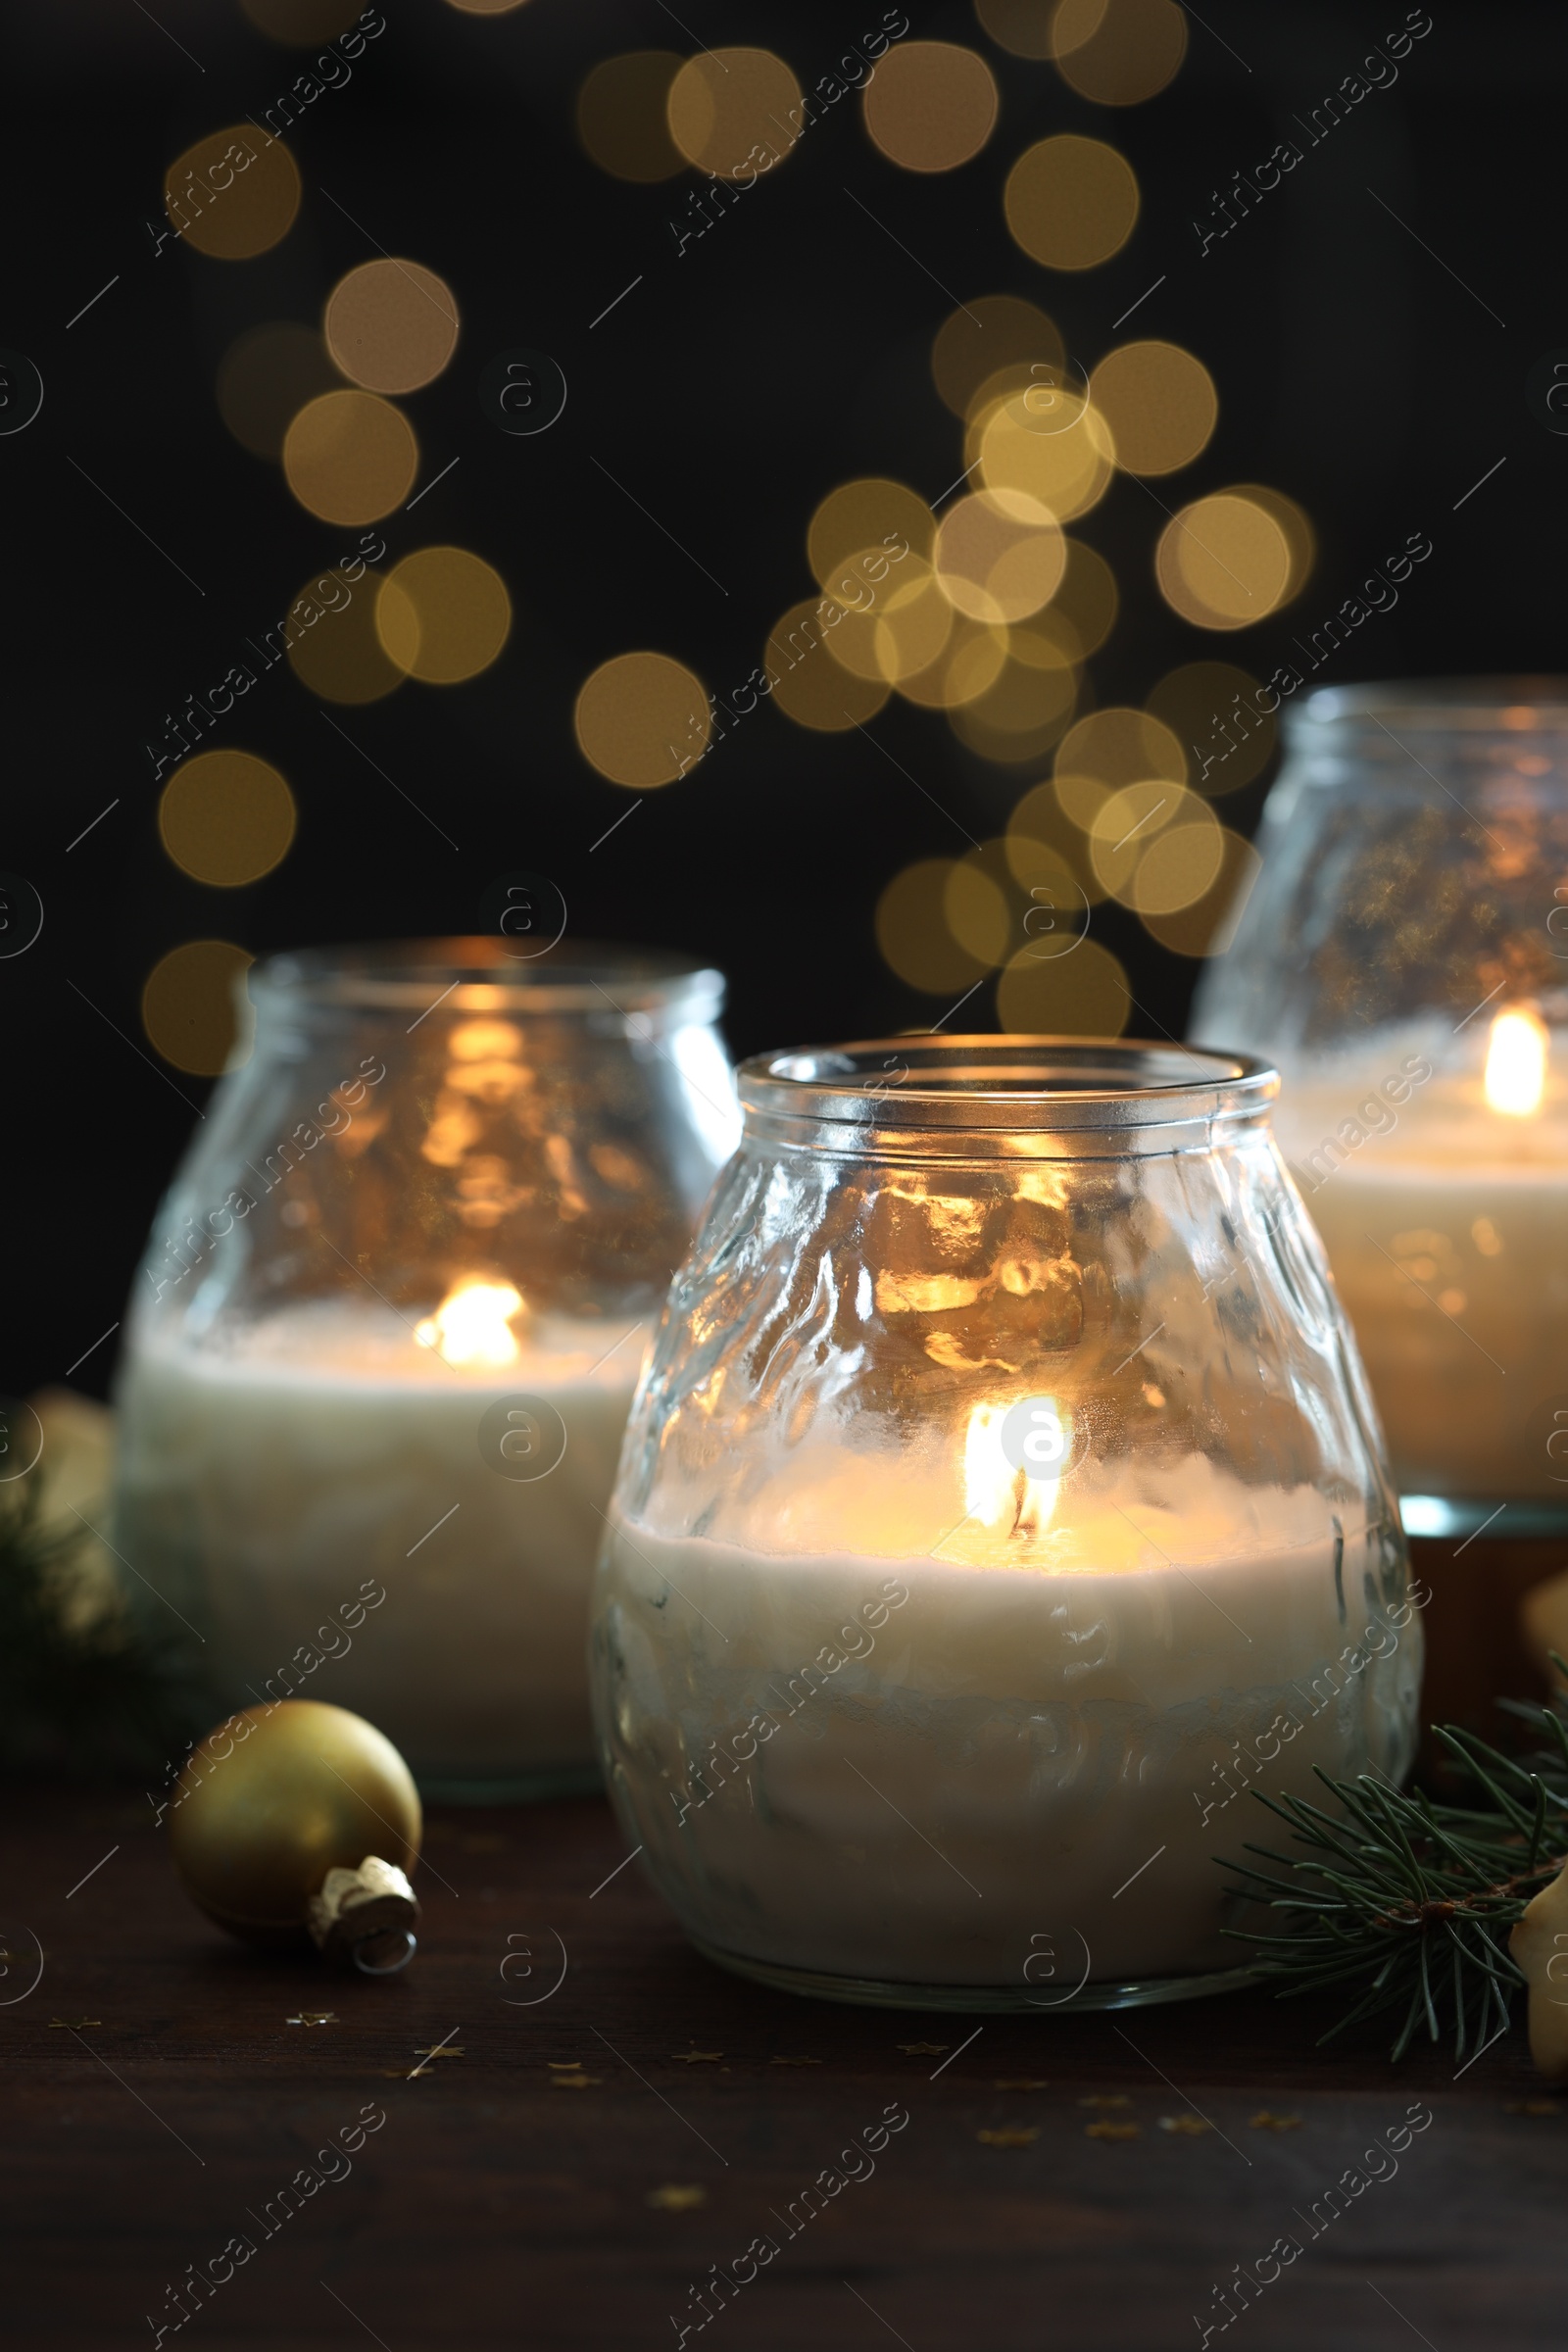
[1505,2101,1563,2117]
[671,2051,724,2064]
[1086,2121,1141,2141]
[1250,2110,1303,2132]
[288,2013,339,2027]
[1077,2093,1132,2109]
[1158,2115,1214,2136]
[978,2126,1040,2147]
[770,2056,821,2066]
[49,2019,102,2030]
[551,2071,603,2088]
[994,2079,1050,2091]
[647,2184,708,2211]
[898,2041,948,2055]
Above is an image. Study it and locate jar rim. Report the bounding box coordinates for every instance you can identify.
[1295,677,1568,734]
[250,937,725,1019]
[738,1036,1277,1147]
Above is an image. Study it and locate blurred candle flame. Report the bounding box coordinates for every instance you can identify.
[1483,1007,1548,1119]
[964,1398,1066,1539]
[415,1278,524,1365]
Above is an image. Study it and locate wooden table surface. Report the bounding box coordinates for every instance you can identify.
[6,1789,1564,2349]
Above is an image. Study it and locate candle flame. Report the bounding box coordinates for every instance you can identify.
[415,1278,524,1366]
[964,1398,1066,1541]
[1483,1006,1548,1118]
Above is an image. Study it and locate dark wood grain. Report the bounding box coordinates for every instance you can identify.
[4,1790,1564,2349]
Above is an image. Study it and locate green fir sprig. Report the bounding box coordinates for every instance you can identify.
[1223,1689,1568,2062]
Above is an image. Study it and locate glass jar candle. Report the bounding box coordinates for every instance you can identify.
[114,940,735,1797]
[591,1040,1419,2010]
[1192,682,1568,1517]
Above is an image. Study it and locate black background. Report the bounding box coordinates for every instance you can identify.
[3,0,1559,1401]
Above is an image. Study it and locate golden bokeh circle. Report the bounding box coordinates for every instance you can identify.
[574,652,709,786]
[142,941,255,1076]
[974,0,1056,60]
[808,478,936,587]
[861,561,955,685]
[997,937,1130,1036]
[897,613,1008,710]
[1140,826,1261,956]
[1232,481,1315,598]
[666,48,803,180]
[164,128,302,262]
[1043,538,1119,660]
[1053,0,1188,105]
[1054,706,1186,832]
[217,322,341,461]
[932,295,1065,420]
[240,0,361,38]
[861,41,999,173]
[1155,492,1292,629]
[282,389,417,525]
[1132,813,1226,914]
[375,548,512,685]
[1004,135,1140,270]
[324,260,460,395]
[876,860,988,994]
[1086,777,1188,900]
[159,752,296,888]
[445,0,530,15]
[1089,340,1216,475]
[287,568,405,705]
[975,387,1116,526]
[766,603,891,730]
[1147,661,1276,795]
[949,645,1078,763]
[934,489,1066,625]
[1007,780,1108,906]
[944,843,1017,968]
[576,50,685,182]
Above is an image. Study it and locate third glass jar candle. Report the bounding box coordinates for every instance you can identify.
[1192,682,1568,1513]
[114,940,735,1797]
[591,1040,1419,2010]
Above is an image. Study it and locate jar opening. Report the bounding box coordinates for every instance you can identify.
[1295,677,1568,736]
[738,1037,1276,1156]
[251,938,725,1022]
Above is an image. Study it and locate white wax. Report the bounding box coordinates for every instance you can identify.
[594,1452,1418,1987]
[115,1301,648,1784]
[1279,1070,1568,1497]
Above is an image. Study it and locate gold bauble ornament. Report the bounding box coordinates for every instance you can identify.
[168,1700,421,1954]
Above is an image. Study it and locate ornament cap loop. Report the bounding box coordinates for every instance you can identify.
[307,1855,421,1972]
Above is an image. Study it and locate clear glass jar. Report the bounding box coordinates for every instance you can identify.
[113,939,735,1797]
[591,1039,1419,2011]
[1192,682,1568,1513]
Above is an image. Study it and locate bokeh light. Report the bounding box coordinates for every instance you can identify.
[575,652,709,786]
[934,489,1065,625]
[164,128,301,262]
[287,568,405,704]
[1155,491,1293,629]
[826,559,953,687]
[1006,781,1105,906]
[240,0,360,38]
[766,604,891,729]
[1053,706,1186,832]
[1141,827,1261,956]
[997,937,1130,1036]
[1147,661,1276,794]
[445,0,530,15]
[142,940,255,1075]
[1088,782,1218,906]
[932,295,1064,420]
[324,260,460,394]
[1004,135,1139,270]
[1089,340,1216,474]
[1053,0,1188,105]
[667,49,803,180]
[861,41,999,173]
[1131,807,1225,914]
[897,613,1009,710]
[1042,538,1119,659]
[577,51,685,181]
[1233,482,1315,599]
[158,752,296,888]
[217,323,341,461]
[975,385,1116,524]
[876,859,988,994]
[808,478,937,588]
[376,548,512,684]
[973,0,1056,60]
[949,639,1078,763]
[944,844,1014,967]
[282,389,417,524]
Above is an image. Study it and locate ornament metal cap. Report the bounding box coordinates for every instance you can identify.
[308,1856,421,1976]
